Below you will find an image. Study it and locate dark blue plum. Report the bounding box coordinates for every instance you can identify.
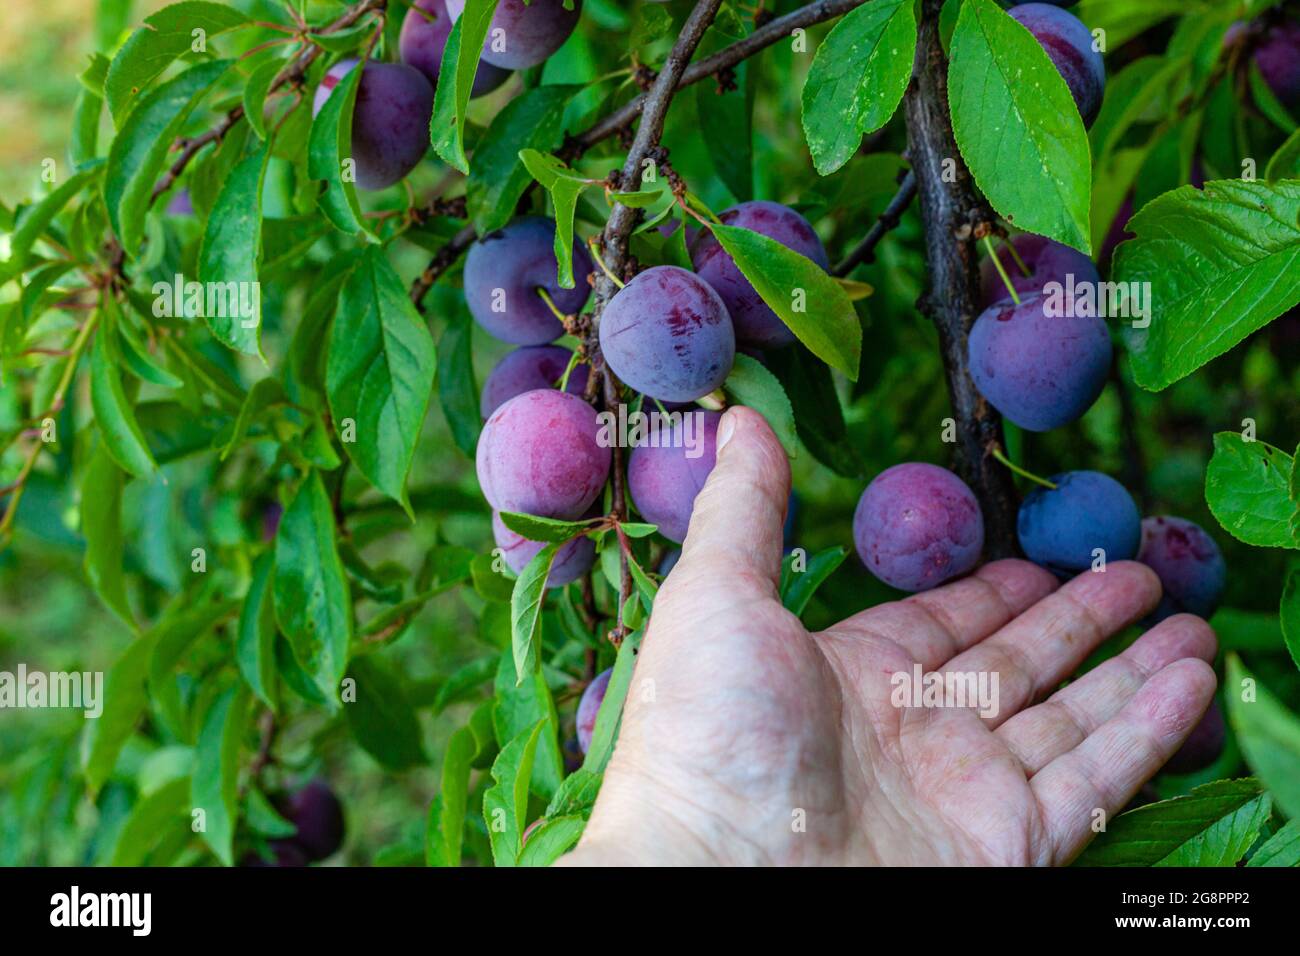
[1008,4,1106,126]
[312,60,433,191]
[480,346,589,419]
[690,201,829,347]
[400,0,511,96]
[1255,20,1300,110]
[1137,516,1226,623]
[968,292,1112,432]
[853,463,984,593]
[1017,471,1140,576]
[273,780,345,862]
[463,217,594,345]
[599,266,735,404]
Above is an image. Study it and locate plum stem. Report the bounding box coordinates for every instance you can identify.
[586,238,626,289]
[556,349,584,392]
[1002,235,1033,278]
[982,235,1021,305]
[535,286,571,321]
[990,445,1057,490]
[696,389,727,411]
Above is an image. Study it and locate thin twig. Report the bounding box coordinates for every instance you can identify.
[832,170,918,276]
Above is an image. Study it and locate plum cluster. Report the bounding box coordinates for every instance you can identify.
[470,199,830,575]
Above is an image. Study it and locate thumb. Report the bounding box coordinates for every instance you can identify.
[672,405,791,594]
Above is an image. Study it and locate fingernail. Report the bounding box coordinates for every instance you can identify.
[715,409,737,453]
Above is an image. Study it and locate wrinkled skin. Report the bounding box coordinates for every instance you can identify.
[560,409,1218,866]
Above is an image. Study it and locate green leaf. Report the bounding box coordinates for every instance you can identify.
[90,322,158,479]
[1249,58,1298,133]
[104,1,249,122]
[244,786,297,839]
[722,353,797,457]
[1282,568,1300,673]
[707,223,860,379]
[511,542,560,682]
[426,701,493,866]
[1205,433,1298,549]
[1116,180,1300,390]
[242,55,284,141]
[581,629,641,774]
[1154,792,1272,867]
[105,58,233,254]
[274,471,352,706]
[434,292,481,457]
[493,650,563,799]
[518,149,590,288]
[345,656,427,770]
[81,633,155,793]
[499,511,601,543]
[429,0,501,173]
[1248,818,1300,867]
[198,141,270,356]
[766,345,864,478]
[307,61,371,238]
[1074,778,1265,866]
[326,247,436,513]
[1226,655,1300,819]
[79,445,134,628]
[108,777,191,866]
[1266,126,1300,182]
[0,162,103,284]
[192,684,251,866]
[781,546,849,616]
[545,767,603,819]
[482,719,545,867]
[800,0,916,176]
[220,377,287,460]
[236,551,278,710]
[517,815,585,866]
[948,0,1092,252]
[117,317,183,389]
[467,84,579,234]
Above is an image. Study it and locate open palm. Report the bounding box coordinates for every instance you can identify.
[564,408,1217,866]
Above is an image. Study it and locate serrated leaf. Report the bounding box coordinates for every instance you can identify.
[1226,655,1300,819]
[1154,792,1271,867]
[1117,179,1300,390]
[79,446,134,629]
[467,84,579,234]
[345,656,427,770]
[198,141,269,355]
[1248,818,1300,867]
[1282,568,1300,674]
[192,684,251,866]
[326,247,435,514]
[948,0,1091,252]
[518,148,590,288]
[307,61,371,238]
[493,649,563,799]
[511,541,559,682]
[723,353,797,457]
[434,291,480,457]
[482,719,545,867]
[425,704,490,866]
[708,223,860,379]
[499,511,600,543]
[781,545,849,616]
[1205,433,1298,549]
[105,58,233,254]
[90,323,158,479]
[236,551,278,710]
[429,0,501,173]
[274,471,352,706]
[1074,778,1264,866]
[801,0,916,176]
[517,815,585,866]
[580,629,641,774]
[0,161,103,285]
[242,55,284,141]
[105,1,249,122]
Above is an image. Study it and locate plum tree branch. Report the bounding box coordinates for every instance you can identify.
[832,169,918,277]
[410,0,869,306]
[902,0,1019,557]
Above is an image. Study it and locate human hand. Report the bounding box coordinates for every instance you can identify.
[561,408,1218,866]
